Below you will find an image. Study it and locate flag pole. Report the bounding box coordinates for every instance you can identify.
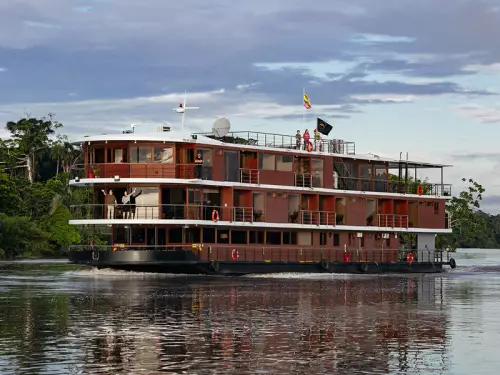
[302,87,305,128]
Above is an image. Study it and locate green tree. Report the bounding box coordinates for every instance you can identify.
[0,172,22,216]
[40,205,81,250]
[5,114,62,182]
[0,214,48,258]
[436,178,486,250]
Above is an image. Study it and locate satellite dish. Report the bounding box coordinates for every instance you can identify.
[212,118,231,137]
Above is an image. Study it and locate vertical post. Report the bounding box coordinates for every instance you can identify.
[440,167,444,196]
[302,87,305,129]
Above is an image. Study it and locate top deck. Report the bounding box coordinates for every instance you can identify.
[194,131,356,155]
[76,129,451,169]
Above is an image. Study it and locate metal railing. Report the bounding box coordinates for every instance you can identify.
[70,163,451,197]
[378,214,409,228]
[70,204,252,222]
[70,163,215,180]
[300,210,336,225]
[194,131,356,155]
[233,207,253,223]
[295,172,312,188]
[334,176,452,196]
[239,168,259,184]
[68,244,448,264]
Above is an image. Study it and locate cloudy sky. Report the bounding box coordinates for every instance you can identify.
[1,0,500,212]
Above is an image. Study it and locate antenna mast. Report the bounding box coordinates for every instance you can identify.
[173,91,199,132]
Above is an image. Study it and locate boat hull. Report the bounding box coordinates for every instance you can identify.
[68,250,447,275]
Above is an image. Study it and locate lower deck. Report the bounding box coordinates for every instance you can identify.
[70,224,452,274]
[81,224,435,257]
[68,248,452,275]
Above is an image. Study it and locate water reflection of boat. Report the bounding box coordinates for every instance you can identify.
[68,276,449,374]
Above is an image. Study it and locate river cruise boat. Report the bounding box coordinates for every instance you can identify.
[67,116,457,274]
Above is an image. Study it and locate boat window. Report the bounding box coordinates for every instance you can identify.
[106,148,127,163]
[258,154,275,170]
[297,232,312,246]
[312,158,323,187]
[333,233,340,246]
[93,148,105,164]
[131,227,145,243]
[249,230,264,244]
[320,232,327,246]
[276,155,293,171]
[223,150,239,182]
[154,147,173,164]
[185,228,201,243]
[266,231,281,245]
[130,146,152,163]
[374,165,387,192]
[231,230,247,245]
[217,229,229,244]
[283,231,297,245]
[168,228,182,243]
[203,228,215,243]
[113,226,128,244]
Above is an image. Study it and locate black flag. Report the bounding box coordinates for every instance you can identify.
[317,118,333,136]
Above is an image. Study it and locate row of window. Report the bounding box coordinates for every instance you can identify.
[114,227,342,247]
[89,145,387,175]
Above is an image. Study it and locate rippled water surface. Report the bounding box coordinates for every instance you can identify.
[1,250,500,374]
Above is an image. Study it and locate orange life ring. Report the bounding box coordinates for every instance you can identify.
[305,141,313,152]
[407,252,414,263]
[417,185,423,196]
[231,249,239,261]
[212,210,219,222]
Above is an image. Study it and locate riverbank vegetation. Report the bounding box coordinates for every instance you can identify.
[0,115,496,258]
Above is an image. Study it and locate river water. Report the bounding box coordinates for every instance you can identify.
[0,250,499,375]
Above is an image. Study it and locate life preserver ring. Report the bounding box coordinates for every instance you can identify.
[231,249,239,261]
[407,252,414,264]
[305,141,313,152]
[417,185,423,196]
[212,210,219,222]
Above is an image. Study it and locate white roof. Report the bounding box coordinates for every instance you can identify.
[73,130,451,168]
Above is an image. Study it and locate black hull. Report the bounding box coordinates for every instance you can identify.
[68,251,448,275]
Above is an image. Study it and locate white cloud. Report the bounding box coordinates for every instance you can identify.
[350,93,418,103]
[463,63,500,73]
[454,104,500,124]
[0,67,5,72]
[0,89,227,138]
[236,82,260,90]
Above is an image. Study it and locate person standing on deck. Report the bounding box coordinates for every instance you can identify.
[313,129,321,151]
[101,189,116,219]
[128,188,143,219]
[194,152,204,179]
[295,130,302,150]
[122,191,131,219]
[303,129,310,150]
